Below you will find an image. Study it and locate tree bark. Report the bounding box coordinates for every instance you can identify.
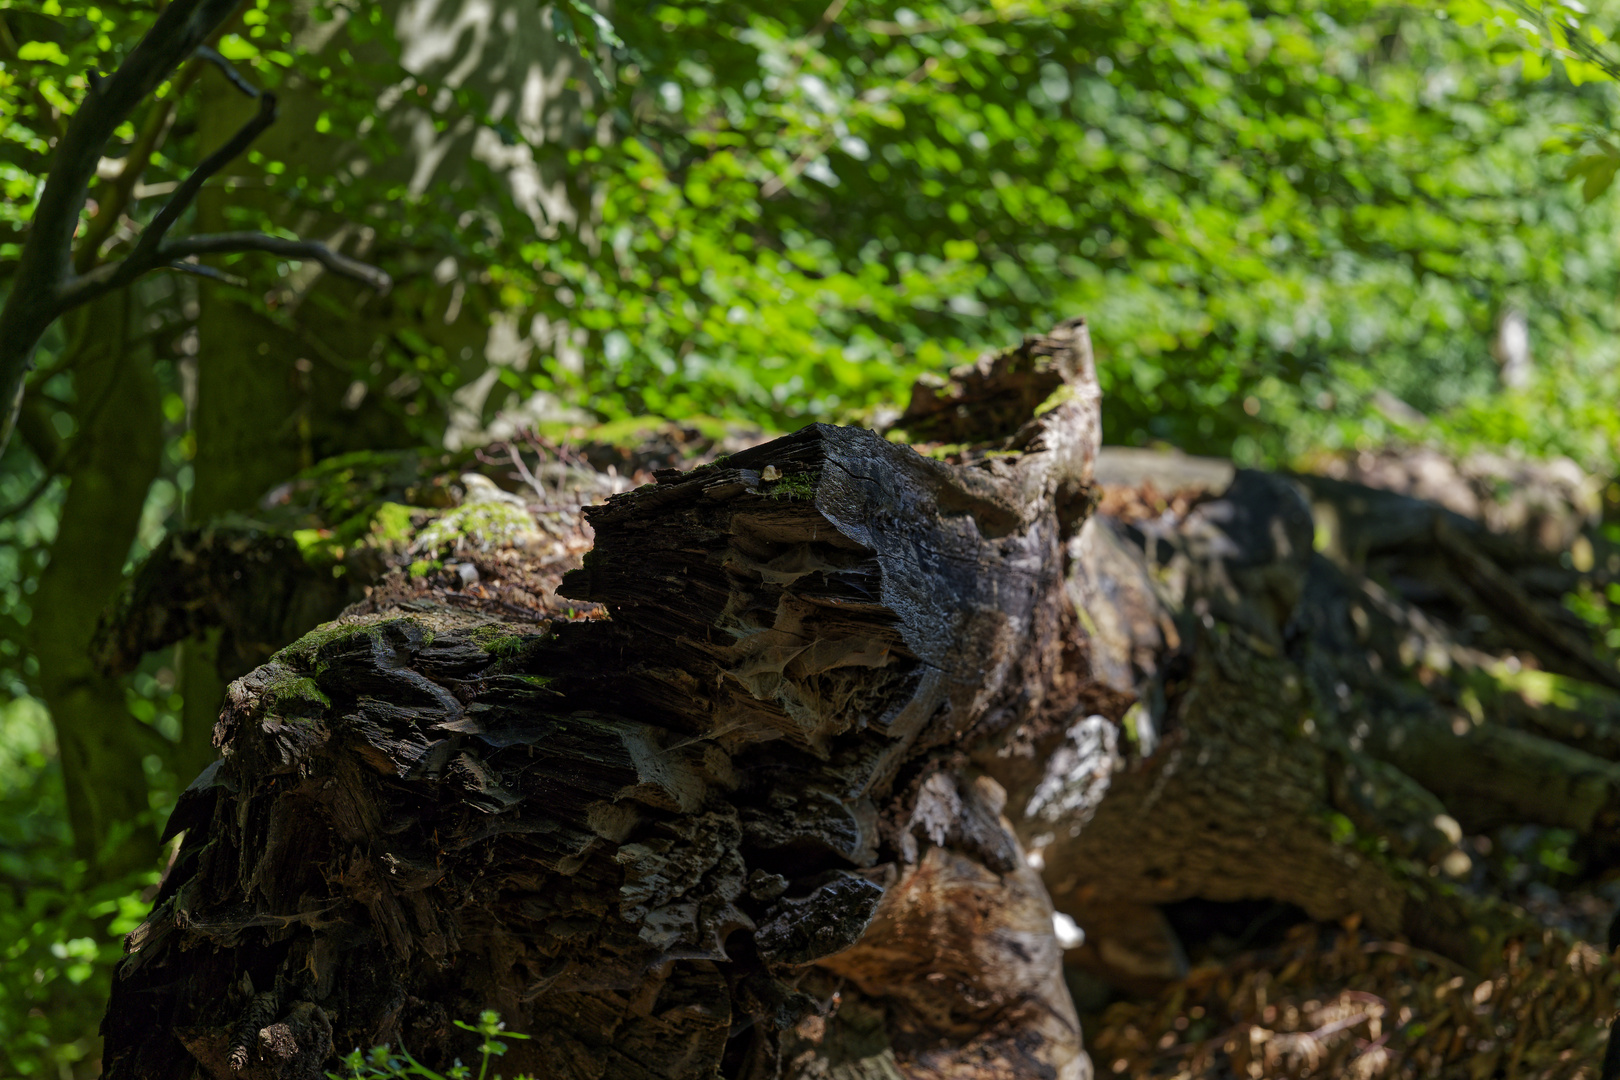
[100,318,1620,1078]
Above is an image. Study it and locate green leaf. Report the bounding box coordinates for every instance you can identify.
[16,41,68,64]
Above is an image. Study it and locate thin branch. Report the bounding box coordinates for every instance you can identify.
[128,92,279,269]
[17,0,248,292]
[1506,1,1620,83]
[507,443,550,501]
[161,233,392,291]
[194,46,261,98]
[74,71,195,273]
[808,0,849,42]
[62,231,391,309]
[0,0,248,451]
[162,260,248,287]
[760,134,838,199]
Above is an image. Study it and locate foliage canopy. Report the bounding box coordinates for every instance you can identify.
[4,0,1620,462]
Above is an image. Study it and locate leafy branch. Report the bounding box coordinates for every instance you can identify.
[0,0,390,455]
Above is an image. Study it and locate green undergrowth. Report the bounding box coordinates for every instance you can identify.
[0,699,156,1077]
[412,501,532,558]
[293,501,423,568]
[538,414,748,450]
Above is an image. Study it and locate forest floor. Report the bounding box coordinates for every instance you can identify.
[1079,829,1620,1079]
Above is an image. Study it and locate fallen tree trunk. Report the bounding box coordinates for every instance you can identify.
[99,318,1620,1079]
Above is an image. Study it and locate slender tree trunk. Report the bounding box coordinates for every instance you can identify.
[31,294,165,876]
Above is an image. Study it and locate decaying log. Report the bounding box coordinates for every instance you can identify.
[103,321,1101,1080]
[100,315,1620,1079]
[1003,460,1620,990]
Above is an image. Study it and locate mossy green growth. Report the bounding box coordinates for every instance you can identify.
[1485,664,1583,709]
[271,617,426,668]
[289,501,422,566]
[1034,382,1079,417]
[1119,702,1146,746]
[413,500,532,556]
[368,502,420,547]
[765,470,819,500]
[479,634,530,659]
[1452,660,1620,715]
[512,674,555,688]
[912,441,968,459]
[466,624,553,672]
[271,623,368,667]
[260,669,331,722]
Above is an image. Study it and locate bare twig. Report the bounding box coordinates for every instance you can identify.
[162,260,248,287]
[62,230,391,308]
[162,233,393,291]
[507,443,550,501]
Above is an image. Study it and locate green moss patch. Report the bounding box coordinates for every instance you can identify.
[270,616,427,669]
[413,500,533,556]
[259,669,332,722]
[765,471,819,500]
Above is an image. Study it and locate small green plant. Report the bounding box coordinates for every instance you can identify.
[765,471,818,500]
[330,1010,532,1080]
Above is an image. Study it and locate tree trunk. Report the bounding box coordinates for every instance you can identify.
[100,318,1620,1078]
[31,293,167,877]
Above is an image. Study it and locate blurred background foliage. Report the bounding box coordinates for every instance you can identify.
[4,0,1620,1071]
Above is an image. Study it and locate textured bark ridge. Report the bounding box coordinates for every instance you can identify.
[102,321,1101,1080]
